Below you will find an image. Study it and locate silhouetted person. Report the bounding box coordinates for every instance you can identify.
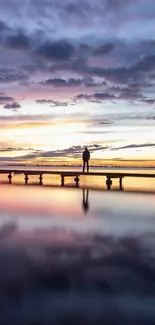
[82,189,89,214]
[82,147,90,172]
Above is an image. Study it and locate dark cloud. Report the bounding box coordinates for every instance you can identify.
[85,79,107,88]
[0,96,14,102]
[65,2,91,17]
[76,92,115,102]
[4,102,21,110]
[135,54,155,73]
[93,92,115,100]
[0,147,26,152]
[143,99,155,104]
[127,81,153,90]
[0,21,9,34]
[36,99,69,107]
[0,22,154,98]
[40,78,84,87]
[105,0,138,11]
[111,86,144,101]
[36,41,75,61]
[0,69,27,83]
[39,77,106,88]
[112,143,155,151]
[146,116,155,120]
[57,54,155,87]
[93,121,113,126]
[94,43,115,56]
[5,31,30,49]
[108,85,155,103]
[15,144,108,160]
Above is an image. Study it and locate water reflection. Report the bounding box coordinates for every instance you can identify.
[82,189,89,214]
[0,185,155,323]
[0,230,155,324]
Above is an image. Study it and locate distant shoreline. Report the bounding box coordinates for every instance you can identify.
[0,164,155,169]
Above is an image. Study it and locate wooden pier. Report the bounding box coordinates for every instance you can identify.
[0,169,155,190]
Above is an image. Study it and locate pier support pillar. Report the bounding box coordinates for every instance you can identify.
[119,177,123,191]
[61,175,65,187]
[24,174,29,185]
[39,174,43,185]
[106,177,112,190]
[8,173,12,184]
[74,176,80,187]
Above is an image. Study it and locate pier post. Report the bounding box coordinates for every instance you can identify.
[61,175,65,187]
[8,173,12,184]
[106,177,112,190]
[24,174,29,185]
[74,176,80,187]
[39,174,43,185]
[119,177,123,191]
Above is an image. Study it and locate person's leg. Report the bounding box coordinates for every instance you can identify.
[87,160,89,172]
[83,160,85,172]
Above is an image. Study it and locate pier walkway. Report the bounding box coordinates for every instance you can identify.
[0,169,155,190]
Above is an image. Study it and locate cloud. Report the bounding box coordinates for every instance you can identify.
[39,77,106,88]
[4,102,21,110]
[146,116,155,120]
[40,78,84,87]
[36,40,75,61]
[143,99,155,104]
[94,54,155,84]
[54,54,155,88]
[93,121,113,126]
[111,86,144,101]
[0,147,29,152]
[0,113,55,124]
[0,68,27,83]
[36,99,69,107]
[0,21,9,34]
[76,92,115,102]
[0,14,154,98]
[0,96,14,103]
[5,30,30,49]
[0,112,93,130]
[112,143,155,151]
[0,0,155,166]
[74,84,152,104]
[6,144,108,161]
[93,43,115,56]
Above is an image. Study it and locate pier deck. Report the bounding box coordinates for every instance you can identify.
[0,169,155,190]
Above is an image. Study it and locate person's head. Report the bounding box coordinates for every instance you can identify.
[85,147,88,151]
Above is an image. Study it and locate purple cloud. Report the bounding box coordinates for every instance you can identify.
[4,102,21,110]
[0,96,14,102]
[5,31,30,49]
[36,41,75,61]
[0,0,155,156]
[93,43,115,56]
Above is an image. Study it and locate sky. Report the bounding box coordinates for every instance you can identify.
[0,0,155,166]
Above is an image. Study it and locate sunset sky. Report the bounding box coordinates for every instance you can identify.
[0,0,155,166]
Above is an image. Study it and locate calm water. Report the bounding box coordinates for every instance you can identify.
[0,166,155,192]
[0,184,155,324]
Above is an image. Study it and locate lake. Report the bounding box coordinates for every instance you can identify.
[0,184,155,324]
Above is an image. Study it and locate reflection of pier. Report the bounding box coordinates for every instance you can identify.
[0,169,155,190]
[82,189,89,213]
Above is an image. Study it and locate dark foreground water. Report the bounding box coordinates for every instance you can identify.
[0,185,155,324]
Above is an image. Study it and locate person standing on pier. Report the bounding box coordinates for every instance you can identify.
[82,147,90,172]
